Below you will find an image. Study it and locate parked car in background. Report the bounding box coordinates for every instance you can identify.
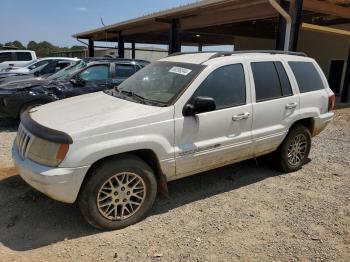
[0,50,37,71]
[0,57,79,84]
[12,51,334,230]
[0,57,149,118]
[0,58,79,84]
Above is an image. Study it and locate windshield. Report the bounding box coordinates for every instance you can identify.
[115,61,204,105]
[47,59,84,80]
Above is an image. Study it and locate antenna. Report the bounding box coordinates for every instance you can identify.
[100,17,108,52]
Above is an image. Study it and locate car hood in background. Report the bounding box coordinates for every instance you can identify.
[0,78,51,90]
[29,91,173,139]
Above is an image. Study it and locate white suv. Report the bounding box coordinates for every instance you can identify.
[12,51,335,229]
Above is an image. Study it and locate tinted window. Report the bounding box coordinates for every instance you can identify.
[28,60,50,70]
[115,64,135,78]
[0,52,12,62]
[192,64,246,109]
[78,65,109,81]
[289,62,325,93]
[56,61,71,71]
[252,62,283,102]
[15,52,32,61]
[275,62,293,96]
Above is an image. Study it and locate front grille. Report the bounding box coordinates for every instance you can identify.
[16,124,32,159]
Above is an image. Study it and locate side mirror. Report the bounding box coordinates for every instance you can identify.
[34,71,40,77]
[183,96,216,116]
[70,76,85,87]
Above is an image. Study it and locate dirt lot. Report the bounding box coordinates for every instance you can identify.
[0,108,349,262]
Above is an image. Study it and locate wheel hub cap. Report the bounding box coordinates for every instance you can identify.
[97,172,146,221]
[287,134,307,166]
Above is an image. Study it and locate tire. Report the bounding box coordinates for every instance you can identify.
[276,125,311,173]
[79,155,158,230]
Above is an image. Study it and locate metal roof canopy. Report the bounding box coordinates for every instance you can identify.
[73,0,350,46]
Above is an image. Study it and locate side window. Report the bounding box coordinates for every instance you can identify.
[28,60,49,70]
[78,65,109,81]
[15,52,32,61]
[288,61,325,93]
[192,64,246,109]
[252,62,281,101]
[56,61,71,72]
[0,52,13,62]
[115,64,135,78]
[275,62,293,96]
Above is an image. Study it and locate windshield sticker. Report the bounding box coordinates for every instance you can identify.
[169,67,192,76]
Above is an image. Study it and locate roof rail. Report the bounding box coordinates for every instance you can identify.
[168,50,307,60]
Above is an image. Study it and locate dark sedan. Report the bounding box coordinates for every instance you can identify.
[0,57,149,119]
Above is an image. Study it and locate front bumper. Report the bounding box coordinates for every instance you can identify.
[12,143,90,203]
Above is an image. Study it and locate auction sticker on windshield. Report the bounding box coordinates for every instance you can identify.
[169,66,192,76]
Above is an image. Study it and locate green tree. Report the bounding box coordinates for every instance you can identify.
[27,41,38,50]
[4,40,25,49]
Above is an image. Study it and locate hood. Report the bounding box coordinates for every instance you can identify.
[0,78,50,90]
[29,91,173,138]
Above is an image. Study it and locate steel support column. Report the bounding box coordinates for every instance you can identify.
[198,44,203,52]
[88,39,94,57]
[169,18,181,54]
[341,47,350,102]
[289,0,303,51]
[131,41,136,59]
[118,32,125,58]
[275,0,290,50]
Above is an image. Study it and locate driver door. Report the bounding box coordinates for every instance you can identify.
[174,62,253,177]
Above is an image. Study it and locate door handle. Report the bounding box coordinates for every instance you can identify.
[232,112,250,121]
[285,102,298,109]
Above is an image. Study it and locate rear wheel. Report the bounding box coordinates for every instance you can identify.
[79,155,157,230]
[276,125,311,172]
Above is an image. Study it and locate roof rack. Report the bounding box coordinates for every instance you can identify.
[168,50,307,62]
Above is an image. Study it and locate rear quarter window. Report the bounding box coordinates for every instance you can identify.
[288,61,325,93]
[15,52,33,61]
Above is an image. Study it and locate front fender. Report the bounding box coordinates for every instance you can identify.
[60,134,174,176]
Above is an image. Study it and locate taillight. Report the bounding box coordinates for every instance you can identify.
[328,95,335,112]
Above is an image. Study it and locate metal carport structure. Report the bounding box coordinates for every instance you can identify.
[73,0,350,101]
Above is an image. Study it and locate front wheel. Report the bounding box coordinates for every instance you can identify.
[79,155,157,230]
[276,125,311,173]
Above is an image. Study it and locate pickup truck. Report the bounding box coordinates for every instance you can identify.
[0,50,37,71]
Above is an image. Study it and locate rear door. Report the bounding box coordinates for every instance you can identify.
[248,58,299,156]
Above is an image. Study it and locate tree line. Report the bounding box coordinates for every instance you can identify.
[0,40,87,57]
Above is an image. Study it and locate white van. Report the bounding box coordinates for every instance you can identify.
[13,51,335,230]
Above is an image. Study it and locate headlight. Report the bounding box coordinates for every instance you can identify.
[16,125,69,167]
[27,136,69,167]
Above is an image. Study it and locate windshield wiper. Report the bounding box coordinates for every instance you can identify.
[117,89,166,106]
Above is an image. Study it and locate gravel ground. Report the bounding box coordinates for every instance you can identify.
[0,108,349,262]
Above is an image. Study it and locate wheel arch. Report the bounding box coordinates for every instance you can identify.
[78,149,168,201]
[289,117,315,135]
